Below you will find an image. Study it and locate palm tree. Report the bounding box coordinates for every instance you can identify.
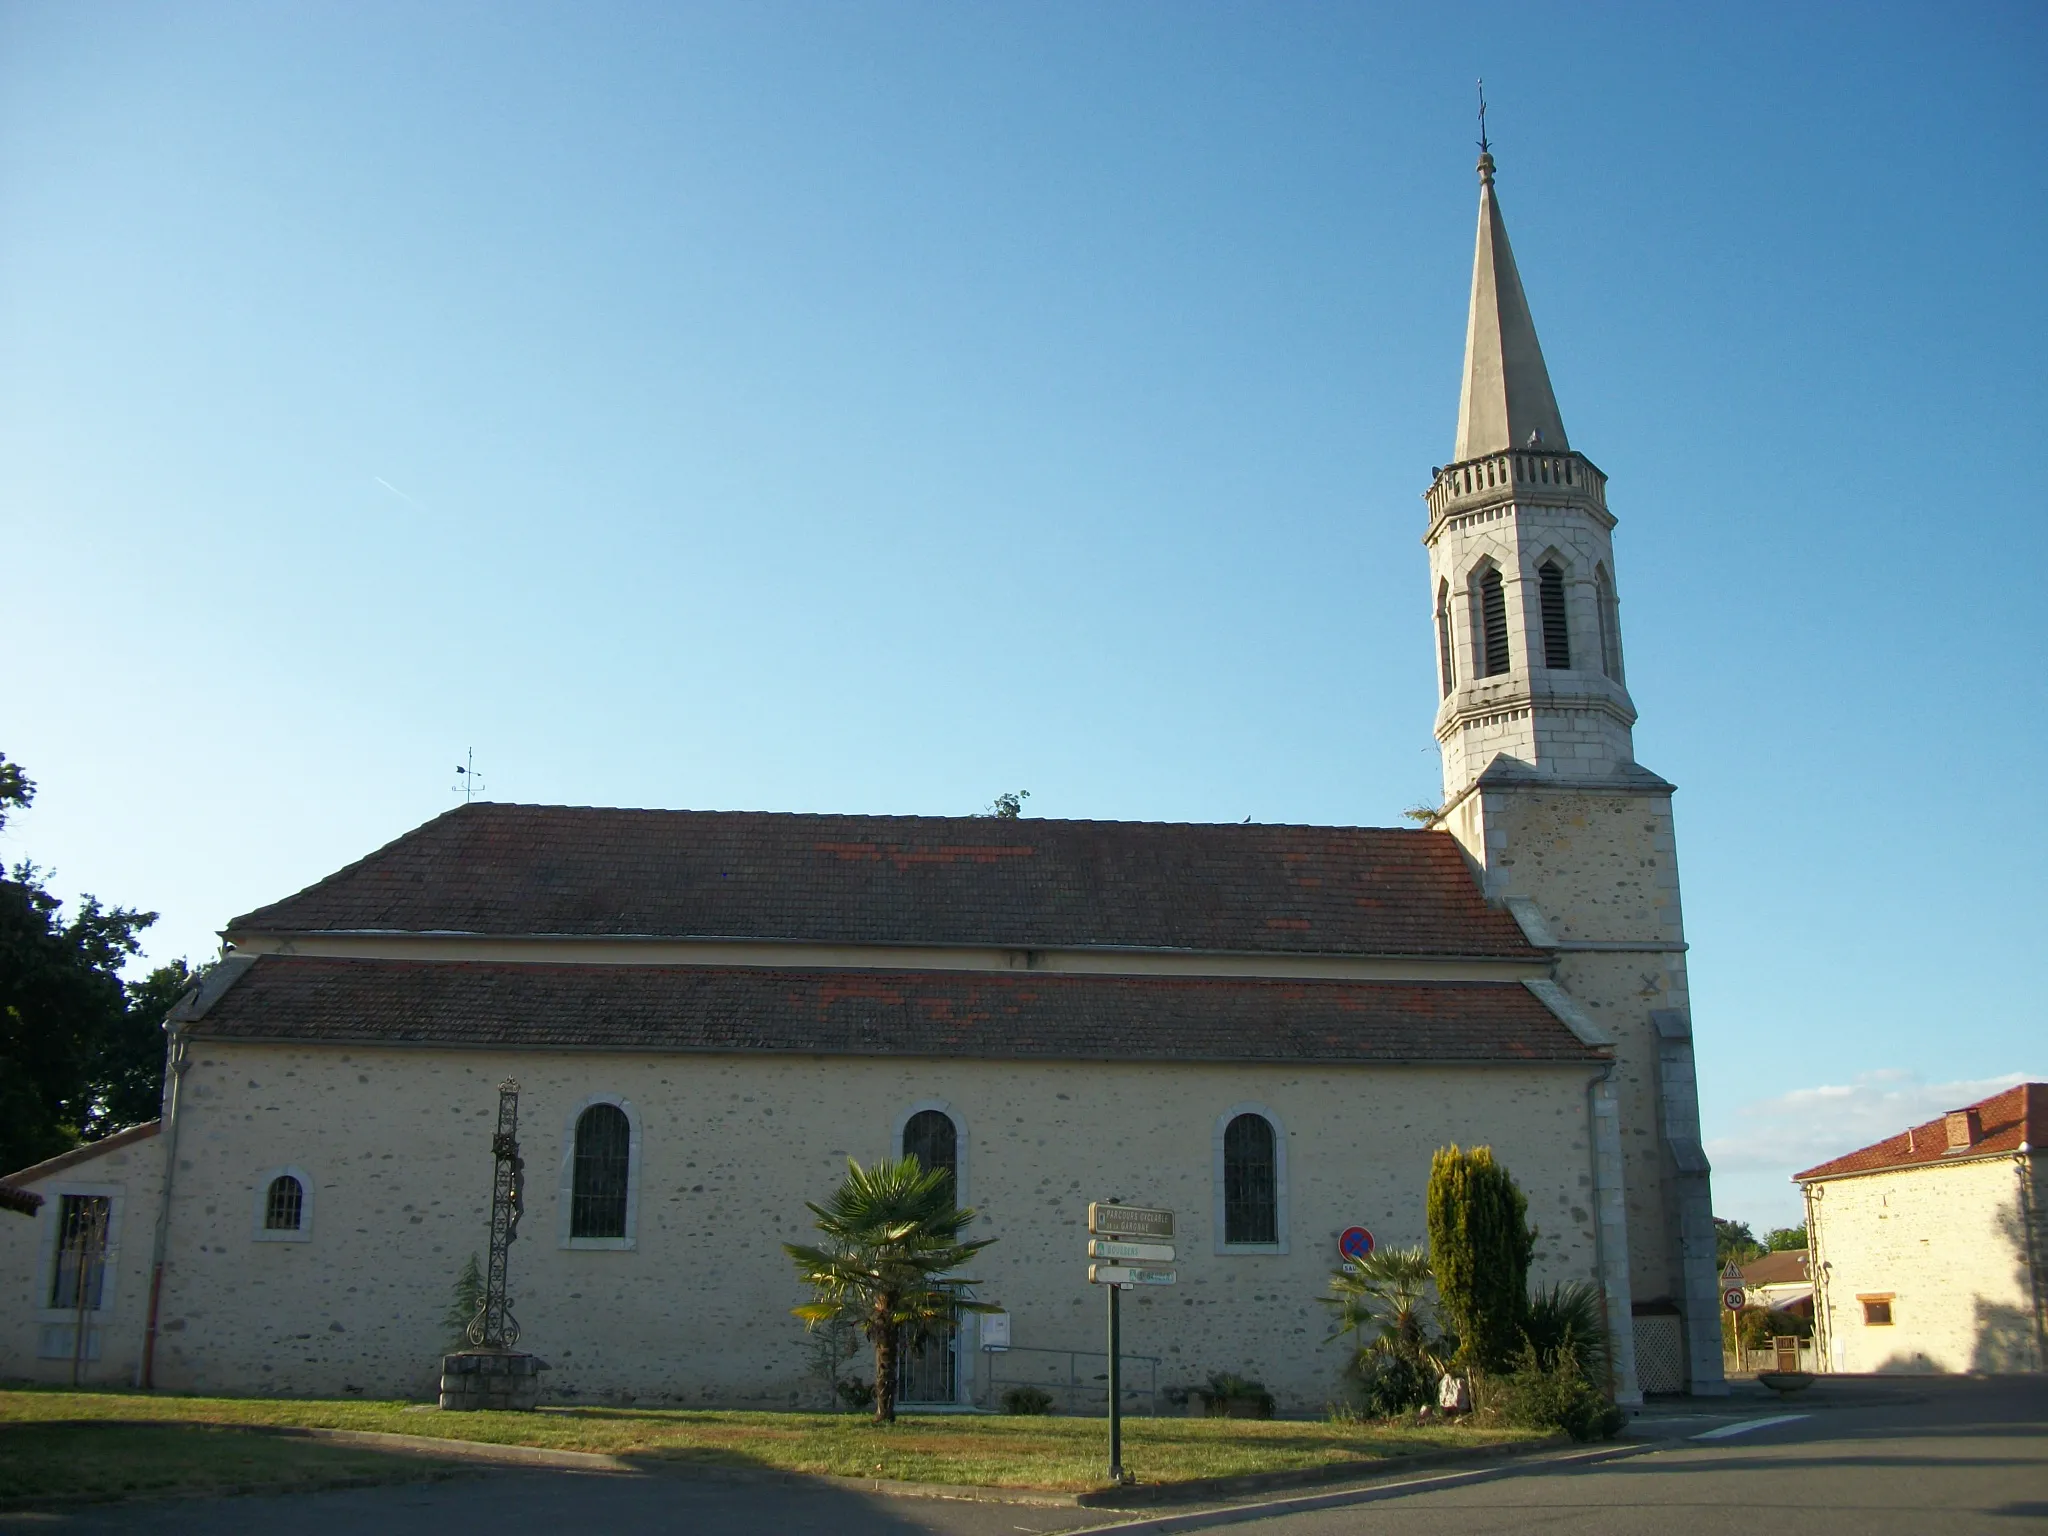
[1323,1244,1455,1410]
[784,1155,998,1423]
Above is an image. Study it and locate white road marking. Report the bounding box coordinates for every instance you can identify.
[1692,1413,1811,1440]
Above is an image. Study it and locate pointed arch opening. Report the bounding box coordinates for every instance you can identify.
[1471,565,1510,678]
[1595,564,1623,682]
[1538,559,1571,669]
[1435,579,1456,697]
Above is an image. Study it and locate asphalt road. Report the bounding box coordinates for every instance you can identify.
[5,1376,2042,1535]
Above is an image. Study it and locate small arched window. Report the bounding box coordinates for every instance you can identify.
[1595,565,1623,682]
[1435,580,1456,697]
[264,1175,304,1231]
[1538,560,1571,669]
[571,1103,632,1240]
[1475,567,1510,677]
[901,1109,959,1199]
[1222,1113,1278,1246]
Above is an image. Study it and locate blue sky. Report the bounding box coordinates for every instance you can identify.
[3,3,2041,1228]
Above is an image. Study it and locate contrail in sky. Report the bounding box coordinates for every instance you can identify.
[372,476,422,508]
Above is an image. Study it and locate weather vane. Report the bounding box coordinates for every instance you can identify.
[1476,79,1490,155]
[453,748,486,805]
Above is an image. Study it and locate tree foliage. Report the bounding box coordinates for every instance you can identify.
[981,791,1030,819]
[1714,1217,1764,1269]
[1425,1144,1535,1373]
[1323,1243,1454,1415]
[1764,1225,1807,1252]
[784,1155,998,1423]
[0,750,198,1173]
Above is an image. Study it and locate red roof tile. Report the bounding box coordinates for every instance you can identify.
[1737,1250,1809,1286]
[185,956,1599,1064]
[2,1121,162,1186]
[227,805,1540,961]
[1794,1083,2045,1182]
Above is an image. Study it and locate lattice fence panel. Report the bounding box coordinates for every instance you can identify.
[1633,1315,1685,1394]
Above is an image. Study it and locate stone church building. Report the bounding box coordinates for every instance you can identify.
[0,148,1724,1408]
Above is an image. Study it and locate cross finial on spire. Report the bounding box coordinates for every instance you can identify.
[1476,79,1495,184]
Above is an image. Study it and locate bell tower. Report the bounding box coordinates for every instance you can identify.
[1427,144,1637,801]
[1426,144,1727,1396]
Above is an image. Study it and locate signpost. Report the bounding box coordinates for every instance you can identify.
[1723,1285,1746,1312]
[1338,1226,1375,1263]
[1721,1259,1745,1313]
[1088,1203,1175,1485]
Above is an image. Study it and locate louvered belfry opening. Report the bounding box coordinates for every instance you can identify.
[1538,561,1571,669]
[1435,581,1456,697]
[1477,568,1510,677]
[571,1103,631,1238]
[1596,565,1623,681]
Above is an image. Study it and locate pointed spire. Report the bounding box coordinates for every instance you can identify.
[1453,148,1569,460]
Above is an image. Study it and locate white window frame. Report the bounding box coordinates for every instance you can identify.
[893,1099,968,1204]
[1212,1104,1289,1255]
[251,1165,315,1243]
[32,1182,127,1327]
[559,1095,641,1251]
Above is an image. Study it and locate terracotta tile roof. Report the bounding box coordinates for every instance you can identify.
[0,1184,42,1216]
[1794,1083,2045,1183]
[185,956,1600,1064]
[227,805,1541,961]
[1738,1250,1809,1286]
[1,1121,162,1186]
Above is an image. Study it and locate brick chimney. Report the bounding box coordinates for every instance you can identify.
[1945,1108,1981,1151]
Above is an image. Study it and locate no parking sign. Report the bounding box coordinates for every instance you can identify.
[1338,1226,1375,1263]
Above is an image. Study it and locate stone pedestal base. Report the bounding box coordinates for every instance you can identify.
[438,1349,549,1411]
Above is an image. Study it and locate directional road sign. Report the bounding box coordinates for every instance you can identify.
[1089,1239,1176,1263]
[1088,1203,1174,1240]
[1090,1264,1177,1287]
[1338,1226,1375,1262]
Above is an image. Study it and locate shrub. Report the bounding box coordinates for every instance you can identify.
[835,1376,875,1412]
[1426,1146,1535,1372]
[1493,1345,1624,1442]
[1001,1386,1055,1415]
[1346,1351,1433,1417]
[1523,1281,1610,1383]
[1195,1373,1275,1419]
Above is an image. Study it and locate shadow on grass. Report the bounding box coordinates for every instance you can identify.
[0,1421,465,1509]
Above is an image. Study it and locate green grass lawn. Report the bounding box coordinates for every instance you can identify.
[0,1418,462,1507]
[1,1387,1544,1497]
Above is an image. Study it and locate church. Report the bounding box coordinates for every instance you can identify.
[0,147,1725,1409]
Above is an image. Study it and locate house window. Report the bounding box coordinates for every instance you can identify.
[901,1109,959,1199]
[1538,561,1571,669]
[1860,1296,1894,1326]
[1435,580,1456,697]
[1475,568,1510,677]
[1595,564,1623,681]
[1222,1113,1278,1246]
[49,1195,110,1310]
[571,1103,632,1240]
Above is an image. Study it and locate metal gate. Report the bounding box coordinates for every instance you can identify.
[897,1323,957,1404]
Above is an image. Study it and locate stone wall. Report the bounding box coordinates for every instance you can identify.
[2,1045,1607,1411]
[1811,1156,2042,1374]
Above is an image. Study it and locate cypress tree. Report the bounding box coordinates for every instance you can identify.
[1426,1144,1536,1372]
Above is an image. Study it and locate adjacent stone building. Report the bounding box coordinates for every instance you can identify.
[1798,1083,2046,1374]
[0,147,1726,1407]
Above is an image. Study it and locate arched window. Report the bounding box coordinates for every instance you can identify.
[1475,567,1510,677]
[1222,1113,1278,1246]
[901,1108,958,1199]
[1435,580,1456,697]
[1595,565,1623,682]
[571,1103,632,1240]
[1538,560,1571,669]
[264,1175,304,1231]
